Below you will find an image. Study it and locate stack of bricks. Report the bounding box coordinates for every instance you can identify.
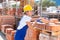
[25,28,40,40]
[16,8,23,18]
[10,30,16,40]
[39,33,50,40]
[7,8,16,16]
[0,15,15,30]
[36,23,46,30]
[38,23,60,40]
[25,22,40,40]
[39,31,60,40]
[46,24,60,32]
[0,15,15,25]
[40,17,49,24]
[6,28,16,40]
[50,18,59,23]
[1,24,13,34]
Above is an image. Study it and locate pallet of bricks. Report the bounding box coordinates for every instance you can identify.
[6,28,16,40]
[25,18,60,40]
[0,15,16,40]
[26,18,60,40]
[38,18,60,40]
[0,15,15,33]
[1,24,16,40]
[25,22,40,40]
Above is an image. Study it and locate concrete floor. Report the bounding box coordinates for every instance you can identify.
[0,32,6,40]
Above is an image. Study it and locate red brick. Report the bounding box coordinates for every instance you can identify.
[6,34,10,40]
[10,30,16,40]
[50,18,59,23]
[1,25,13,34]
[6,34,13,40]
[0,15,15,25]
[36,23,46,30]
[25,28,40,40]
[46,24,60,32]
[0,15,15,30]
[6,28,13,34]
[11,30,16,36]
[7,8,16,16]
[6,30,16,40]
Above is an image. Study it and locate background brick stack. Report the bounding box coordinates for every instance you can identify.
[0,15,15,25]
[50,18,59,23]
[39,30,60,40]
[6,28,16,40]
[0,15,16,40]
[0,15,15,30]
[39,33,50,40]
[25,28,40,40]
[7,8,16,16]
[25,22,40,40]
[1,25,13,34]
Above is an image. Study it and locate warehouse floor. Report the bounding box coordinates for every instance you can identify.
[0,32,6,40]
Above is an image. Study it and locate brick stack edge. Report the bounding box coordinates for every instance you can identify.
[1,25,13,34]
[6,28,16,40]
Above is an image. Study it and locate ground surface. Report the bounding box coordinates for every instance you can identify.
[0,32,6,40]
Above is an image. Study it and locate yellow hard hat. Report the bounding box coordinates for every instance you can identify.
[23,5,33,12]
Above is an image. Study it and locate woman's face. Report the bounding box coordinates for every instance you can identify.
[26,11,33,16]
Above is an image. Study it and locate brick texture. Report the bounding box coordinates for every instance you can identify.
[0,15,15,30]
[1,25,13,34]
[6,28,16,40]
[25,28,40,40]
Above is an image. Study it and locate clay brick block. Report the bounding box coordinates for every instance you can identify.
[11,30,16,36]
[6,34,14,40]
[6,28,13,34]
[39,33,50,40]
[39,30,60,40]
[6,30,16,40]
[45,25,51,31]
[39,32,60,40]
[50,18,59,23]
[40,18,49,23]
[0,15,15,25]
[58,36,60,40]
[25,28,40,40]
[6,34,10,40]
[52,31,60,36]
[36,23,46,30]
[46,24,60,32]
[10,30,16,40]
[1,25,13,34]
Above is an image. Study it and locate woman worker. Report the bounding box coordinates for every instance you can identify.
[14,5,33,40]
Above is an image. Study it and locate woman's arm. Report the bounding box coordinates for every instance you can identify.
[26,21,37,31]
